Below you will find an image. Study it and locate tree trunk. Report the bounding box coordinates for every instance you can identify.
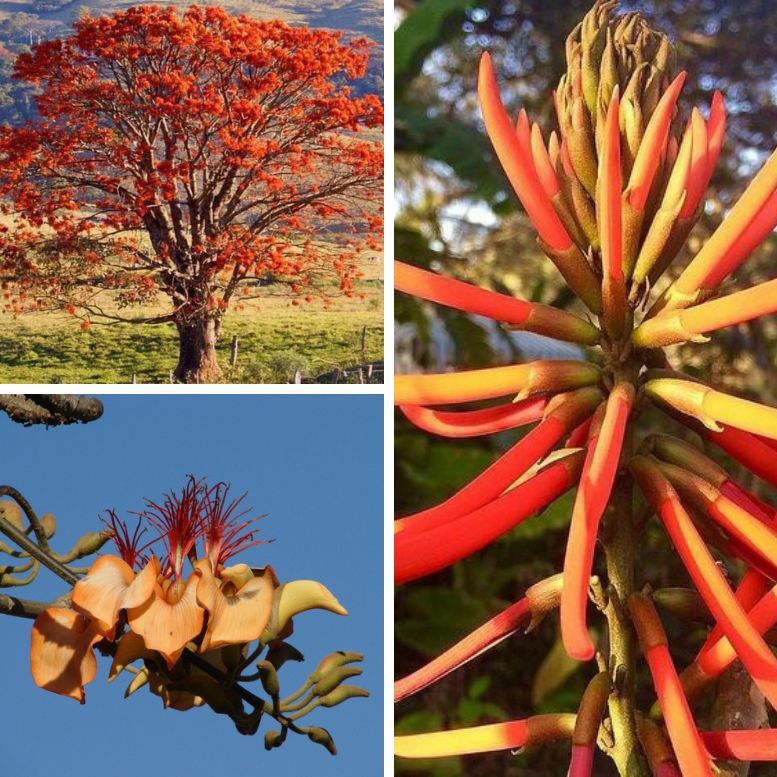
[174,315,222,383]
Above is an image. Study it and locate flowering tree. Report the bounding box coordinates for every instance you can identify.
[395,2,777,775]
[0,6,383,383]
[0,397,367,752]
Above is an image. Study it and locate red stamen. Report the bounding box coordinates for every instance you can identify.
[100,511,150,569]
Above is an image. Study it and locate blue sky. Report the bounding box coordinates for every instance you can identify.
[0,394,383,777]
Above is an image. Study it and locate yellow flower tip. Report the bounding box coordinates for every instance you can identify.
[30,607,102,703]
[632,310,709,349]
[264,580,348,642]
[643,378,721,431]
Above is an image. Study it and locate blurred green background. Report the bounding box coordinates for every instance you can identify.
[394,1,777,775]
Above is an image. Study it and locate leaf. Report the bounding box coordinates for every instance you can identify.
[395,585,489,656]
[395,0,472,92]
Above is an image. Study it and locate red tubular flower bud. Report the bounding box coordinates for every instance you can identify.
[628,593,714,777]
[395,389,601,539]
[705,91,726,180]
[663,144,777,308]
[395,360,600,406]
[630,456,777,710]
[637,716,682,777]
[395,575,563,703]
[701,729,777,761]
[627,71,687,213]
[399,396,549,439]
[598,88,626,337]
[478,52,572,253]
[561,383,634,660]
[395,452,583,584]
[393,260,600,344]
[679,108,709,220]
[705,425,777,489]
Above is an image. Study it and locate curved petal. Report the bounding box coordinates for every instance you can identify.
[108,630,157,682]
[195,559,275,651]
[30,608,101,703]
[262,579,347,642]
[71,554,135,634]
[127,574,204,668]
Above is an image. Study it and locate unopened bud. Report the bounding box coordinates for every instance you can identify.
[0,500,24,530]
[124,667,150,697]
[264,730,283,750]
[257,660,279,697]
[313,665,363,697]
[74,531,111,557]
[306,726,337,755]
[319,685,370,708]
[311,650,364,681]
[41,512,56,539]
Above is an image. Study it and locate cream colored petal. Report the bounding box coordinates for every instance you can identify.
[30,608,101,703]
[127,574,204,669]
[195,559,274,652]
[71,555,134,634]
[263,580,348,642]
[108,631,156,682]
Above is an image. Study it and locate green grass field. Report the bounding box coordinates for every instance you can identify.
[0,271,383,384]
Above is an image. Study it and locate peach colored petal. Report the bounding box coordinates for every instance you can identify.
[71,554,134,634]
[30,608,101,703]
[127,574,204,669]
[195,559,274,651]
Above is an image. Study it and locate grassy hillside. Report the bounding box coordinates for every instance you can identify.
[0,257,383,384]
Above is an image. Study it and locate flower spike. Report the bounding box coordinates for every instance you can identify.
[394,360,600,406]
[394,260,600,344]
[561,382,634,661]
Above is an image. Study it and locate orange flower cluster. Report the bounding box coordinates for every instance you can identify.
[31,477,348,718]
[395,1,777,773]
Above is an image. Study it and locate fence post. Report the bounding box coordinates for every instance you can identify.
[360,324,367,364]
[230,335,239,367]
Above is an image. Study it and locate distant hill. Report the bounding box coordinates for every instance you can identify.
[0,0,383,124]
